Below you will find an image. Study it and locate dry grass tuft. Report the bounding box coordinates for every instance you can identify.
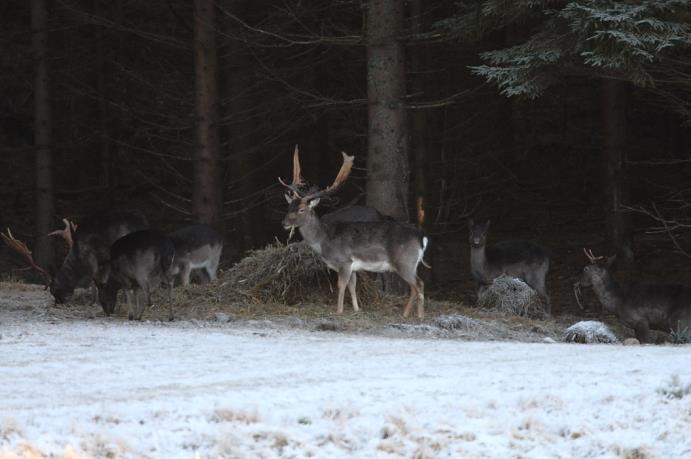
[477,275,546,319]
[216,241,381,306]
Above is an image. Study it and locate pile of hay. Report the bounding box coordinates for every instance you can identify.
[218,241,381,305]
[476,275,546,319]
[564,320,619,344]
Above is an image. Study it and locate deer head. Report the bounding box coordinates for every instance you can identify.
[574,248,616,309]
[279,145,354,233]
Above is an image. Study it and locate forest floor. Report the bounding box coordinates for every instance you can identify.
[1,282,690,458]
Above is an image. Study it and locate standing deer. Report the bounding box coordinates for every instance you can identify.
[50,210,149,307]
[168,224,223,286]
[280,146,429,318]
[97,229,175,321]
[468,219,551,314]
[575,248,691,343]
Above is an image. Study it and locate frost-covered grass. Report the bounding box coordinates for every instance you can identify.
[1,319,690,458]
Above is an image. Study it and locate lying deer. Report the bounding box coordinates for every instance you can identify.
[280,146,429,318]
[575,248,691,343]
[468,219,551,314]
[50,210,149,307]
[97,229,175,321]
[168,224,223,286]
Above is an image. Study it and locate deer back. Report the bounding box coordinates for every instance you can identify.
[321,205,390,224]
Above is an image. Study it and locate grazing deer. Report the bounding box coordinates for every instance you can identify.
[168,224,223,286]
[280,146,429,318]
[97,229,175,321]
[575,248,691,343]
[468,219,551,314]
[50,210,149,306]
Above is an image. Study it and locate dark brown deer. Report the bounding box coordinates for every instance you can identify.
[575,248,691,343]
[468,219,551,314]
[97,229,175,321]
[50,210,149,306]
[280,146,429,318]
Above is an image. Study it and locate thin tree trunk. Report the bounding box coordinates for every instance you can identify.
[193,0,221,225]
[602,78,632,262]
[32,0,54,268]
[365,0,408,221]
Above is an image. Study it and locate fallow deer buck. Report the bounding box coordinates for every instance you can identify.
[280,146,429,318]
[168,224,223,286]
[97,229,175,321]
[468,219,552,314]
[50,210,149,308]
[575,248,691,343]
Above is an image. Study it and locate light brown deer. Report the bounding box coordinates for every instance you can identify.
[279,146,429,318]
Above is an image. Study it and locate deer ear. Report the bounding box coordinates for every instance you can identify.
[284,193,294,204]
[485,219,491,228]
[308,198,320,209]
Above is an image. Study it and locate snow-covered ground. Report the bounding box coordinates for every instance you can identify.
[1,287,690,458]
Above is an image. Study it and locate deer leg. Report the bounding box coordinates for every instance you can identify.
[167,278,174,321]
[416,276,425,319]
[206,255,220,282]
[402,284,419,318]
[336,267,352,314]
[179,264,192,287]
[126,288,135,320]
[347,271,359,312]
[634,324,651,343]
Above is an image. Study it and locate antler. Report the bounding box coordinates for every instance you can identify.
[303,152,354,201]
[48,218,77,249]
[583,248,604,264]
[1,228,50,284]
[278,145,305,197]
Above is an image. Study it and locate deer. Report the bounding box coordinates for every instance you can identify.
[279,146,429,318]
[97,229,175,321]
[49,210,149,308]
[468,219,551,314]
[574,248,691,343]
[167,224,223,286]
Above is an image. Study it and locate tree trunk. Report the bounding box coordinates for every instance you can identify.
[193,0,221,226]
[365,0,409,221]
[32,0,54,268]
[219,0,262,253]
[601,78,632,262]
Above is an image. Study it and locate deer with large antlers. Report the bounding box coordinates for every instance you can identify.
[575,248,691,343]
[280,146,429,318]
[50,210,149,309]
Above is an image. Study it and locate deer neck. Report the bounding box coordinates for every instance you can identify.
[469,245,490,282]
[298,214,328,255]
[590,271,623,314]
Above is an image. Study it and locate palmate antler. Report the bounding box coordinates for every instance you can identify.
[48,218,77,249]
[278,145,354,201]
[1,228,51,285]
[583,248,604,264]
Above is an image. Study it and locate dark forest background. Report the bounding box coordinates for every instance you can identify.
[1,0,690,313]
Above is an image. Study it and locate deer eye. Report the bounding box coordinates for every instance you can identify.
[584,266,590,272]
[298,208,305,214]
